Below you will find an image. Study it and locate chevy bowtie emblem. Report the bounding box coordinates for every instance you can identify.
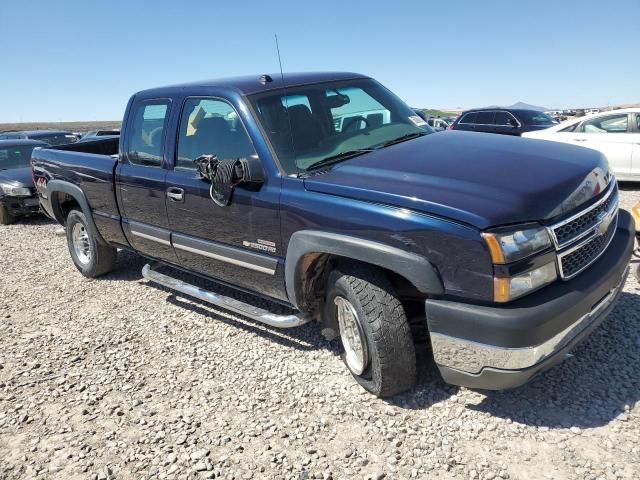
[596,210,614,237]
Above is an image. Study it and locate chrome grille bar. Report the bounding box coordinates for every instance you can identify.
[548,180,618,249]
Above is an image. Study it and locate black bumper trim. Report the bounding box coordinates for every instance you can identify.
[437,267,627,390]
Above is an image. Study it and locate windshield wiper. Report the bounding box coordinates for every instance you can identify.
[375,131,427,149]
[301,131,428,174]
[304,149,374,172]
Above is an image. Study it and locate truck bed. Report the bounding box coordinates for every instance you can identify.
[31,137,124,245]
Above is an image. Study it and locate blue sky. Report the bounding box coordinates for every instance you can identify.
[1,0,638,122]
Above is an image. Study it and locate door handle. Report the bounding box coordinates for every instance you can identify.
[573,138,588,142]
[166,187,184,202]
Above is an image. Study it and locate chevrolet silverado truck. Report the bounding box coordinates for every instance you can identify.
[31,72,633,397]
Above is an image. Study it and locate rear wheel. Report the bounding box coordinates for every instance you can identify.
[325,263,417,397]
[0,205,15,225]
[66,209,117,277]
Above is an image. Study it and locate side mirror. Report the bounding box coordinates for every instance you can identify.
[195,154,264,185]
[240,155,265,185]
[195,154,265,206]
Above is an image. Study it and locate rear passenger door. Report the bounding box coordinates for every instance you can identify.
[164,97,284,300]
[116,99,177,262]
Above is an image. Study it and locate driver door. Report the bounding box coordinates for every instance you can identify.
[165,96,285,300]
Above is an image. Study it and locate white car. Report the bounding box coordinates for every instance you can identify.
[523,108,640,181]
[426,118,450,131]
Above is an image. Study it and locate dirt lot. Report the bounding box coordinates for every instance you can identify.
[0,121,121,134]
[1,188,639,480]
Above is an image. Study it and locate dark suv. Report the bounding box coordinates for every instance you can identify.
[450,108,556,136]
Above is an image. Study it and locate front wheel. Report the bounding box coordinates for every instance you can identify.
[66,209,117,277]
[325,264,417,397]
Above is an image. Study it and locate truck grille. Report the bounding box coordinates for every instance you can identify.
[549,180,618,280]
[558,215,617,278]
[551,188,618,248]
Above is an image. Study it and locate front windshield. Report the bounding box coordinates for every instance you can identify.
[519,111,554,126]
[0,145,34,170]
[0,145,37,170]
[249,78,431,174]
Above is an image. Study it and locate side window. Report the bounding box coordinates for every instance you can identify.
[460,112,477,124]
[127,100,170,166]
[579,114,628,134]
[176,98,256,169]
[636,114,640,131]
[475,111,494,125]
[495,111,516,126]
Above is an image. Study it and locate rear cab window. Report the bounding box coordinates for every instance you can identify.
[127,100,171,166]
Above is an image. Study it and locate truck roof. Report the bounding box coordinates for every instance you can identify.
[136,72,370,97]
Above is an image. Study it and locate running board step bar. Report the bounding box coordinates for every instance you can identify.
[141,264,310,329]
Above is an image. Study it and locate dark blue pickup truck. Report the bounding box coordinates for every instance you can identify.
[31,72,633,397]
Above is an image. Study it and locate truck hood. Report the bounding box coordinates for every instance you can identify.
[0,167,34,187]
[303,131,610,229]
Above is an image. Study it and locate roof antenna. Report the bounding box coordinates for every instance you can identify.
[274,34,298,176]
[275,34,286,87]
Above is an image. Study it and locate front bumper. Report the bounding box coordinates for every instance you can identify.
[0,195,41,216]
[427,208,634,390]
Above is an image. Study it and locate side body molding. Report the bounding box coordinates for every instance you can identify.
[46,179,108,245]
[285,230,444,310]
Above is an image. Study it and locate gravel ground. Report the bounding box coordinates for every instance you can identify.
[1,187,640,480]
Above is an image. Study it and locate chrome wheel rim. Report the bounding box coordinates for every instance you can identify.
[72,223,91,265]
[334,296,369,375]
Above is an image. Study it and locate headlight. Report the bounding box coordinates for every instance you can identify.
[482,226,552,263]
[0,183,31,197]
[494,262,557,302]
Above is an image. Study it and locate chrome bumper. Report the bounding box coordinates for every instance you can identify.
[430,267,627,375]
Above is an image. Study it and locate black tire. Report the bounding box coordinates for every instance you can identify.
[325,263,417,397]
[0,205,15,225]
[65,209,117,277]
